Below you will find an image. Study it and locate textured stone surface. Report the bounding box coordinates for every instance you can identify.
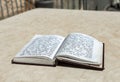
[0,8,120,82]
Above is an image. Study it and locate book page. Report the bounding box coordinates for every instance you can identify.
[16,35,65,59]
[57,33,102,62]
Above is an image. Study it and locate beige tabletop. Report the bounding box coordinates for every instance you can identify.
[0,8,120,82]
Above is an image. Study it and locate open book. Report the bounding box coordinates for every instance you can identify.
[12,33,104,70]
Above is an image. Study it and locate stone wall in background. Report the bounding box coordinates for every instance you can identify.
[0,0,35,19]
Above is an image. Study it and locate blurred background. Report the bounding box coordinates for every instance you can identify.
[0,0,120,20]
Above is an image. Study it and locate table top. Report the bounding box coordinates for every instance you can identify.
[0,8,120,82]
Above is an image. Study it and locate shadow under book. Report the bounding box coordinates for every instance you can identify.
[12,33,104,70]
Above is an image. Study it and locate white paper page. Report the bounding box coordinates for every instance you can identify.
[16,35,65,59]
[57,33,102,63]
